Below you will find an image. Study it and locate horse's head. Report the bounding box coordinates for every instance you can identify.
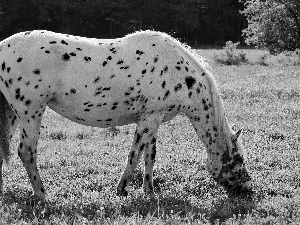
[207,128,252,196]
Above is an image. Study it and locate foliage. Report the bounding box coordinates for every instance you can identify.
[276,49,300,66]
[257,53,269,66]
[213,41,248,65]
[0,0,245,45]
[242,0,300,54]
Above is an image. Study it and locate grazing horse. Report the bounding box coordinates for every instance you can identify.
[0,30,252,198]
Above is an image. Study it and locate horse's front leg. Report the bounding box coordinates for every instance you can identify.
[116,112,165,197]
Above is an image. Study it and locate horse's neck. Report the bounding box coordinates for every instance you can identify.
[207,75,232,151]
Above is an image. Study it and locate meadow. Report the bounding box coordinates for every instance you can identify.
[1,48,300,224]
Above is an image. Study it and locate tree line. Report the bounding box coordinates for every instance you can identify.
[0,0,246,46]
[1,0,299,53]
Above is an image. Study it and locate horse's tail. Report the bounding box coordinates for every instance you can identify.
[0,91,11,162]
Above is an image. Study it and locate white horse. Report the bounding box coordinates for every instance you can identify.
[0,30,252,198]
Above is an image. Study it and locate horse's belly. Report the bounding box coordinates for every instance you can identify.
[48,101,140,128]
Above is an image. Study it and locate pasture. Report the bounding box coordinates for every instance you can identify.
[1,49,300,224]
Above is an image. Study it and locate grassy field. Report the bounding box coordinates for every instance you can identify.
[1,49,300,224]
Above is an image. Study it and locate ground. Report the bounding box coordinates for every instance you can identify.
[0,49,300,224]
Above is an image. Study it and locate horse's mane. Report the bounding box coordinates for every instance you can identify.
[205,71,232,147]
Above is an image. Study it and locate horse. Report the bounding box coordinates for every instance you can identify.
[0,30,252,198]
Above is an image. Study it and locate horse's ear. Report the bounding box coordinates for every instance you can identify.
[232,129,242,142]
[231,124,236,131]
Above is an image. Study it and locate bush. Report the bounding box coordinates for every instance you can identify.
[48,131,67,140]
[257,53,269,66]
[213,41,248,65]
[106,127,120,137]
[276,49,300,66]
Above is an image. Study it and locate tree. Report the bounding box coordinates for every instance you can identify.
[242,0,300,54]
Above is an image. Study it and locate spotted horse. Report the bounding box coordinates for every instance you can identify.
[0,30,252,198]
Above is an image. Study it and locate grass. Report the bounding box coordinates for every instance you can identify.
[1,49,300,224]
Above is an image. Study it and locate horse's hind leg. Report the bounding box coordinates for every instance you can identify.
[18,111,46,197]
[116,112,165,196]
[0,91,19,194]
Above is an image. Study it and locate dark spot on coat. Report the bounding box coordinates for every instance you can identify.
[174,83,182,92]
[7,67,11,73]
[142,69,147,74]
[162,81,166,89]
[50,41,57,44]
[117,60,124,65]
[139,143,145,151]
[150,145,156,160]
[103,61,107,67]
[136,50,144,55]
[70,88,76,94]
[135,133,142,145]
[33,69,40,75]
[185,76,196,89]
[143,128,149,133]
[120,66,129,70]
[163,90,170,100]
[61,40,68,45]
[17,57,22,62]
[110,48,117,54]
[1,62,5,71]
[93,76,100,83]
[70,52,76,56]
[62,53,70,61]
[84,56,91,62]
[25,99,31,106]
[160,66,168,76]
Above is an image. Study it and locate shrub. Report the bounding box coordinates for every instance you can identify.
[276,49,300,66]
[106,127,120,137]
[213,41,248,65]
[257,53,269,66]
[48,131,67,140]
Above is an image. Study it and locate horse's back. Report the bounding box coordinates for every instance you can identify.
[0,30,208,128]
